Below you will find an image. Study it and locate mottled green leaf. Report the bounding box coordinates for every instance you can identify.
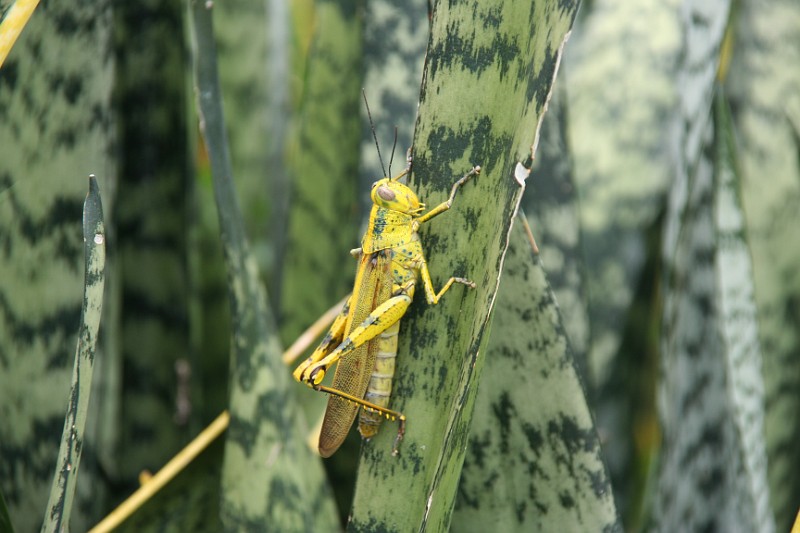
[453,216,620,532]
[726,2,800,528]
[654,85,773,531]
[0,2,114,530]
[280,0,361,345]
[522,83,589,381]
[216,0,285,290]
[187,2,339,530]
[305,0,434,514]
[562,3,683,514]
[564,0,681,390]
[662,0,731,263]
[42,177,106,533]
[112,0,195,486]
[656,4,733,528]
[712,89,772,531]
[348,1,579,531]
[278,2,366,512]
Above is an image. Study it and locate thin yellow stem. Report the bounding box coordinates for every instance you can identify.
[518,213,539,255]
[0,0,40,68]
[88,411,230,533]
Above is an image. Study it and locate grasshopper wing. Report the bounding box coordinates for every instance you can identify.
[318,250,393,457]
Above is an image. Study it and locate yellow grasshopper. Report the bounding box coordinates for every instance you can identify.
[293,157,480,457]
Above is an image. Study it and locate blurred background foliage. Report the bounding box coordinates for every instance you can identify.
[0,0,798,531]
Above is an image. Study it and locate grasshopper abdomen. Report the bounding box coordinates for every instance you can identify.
[359,320,400,438]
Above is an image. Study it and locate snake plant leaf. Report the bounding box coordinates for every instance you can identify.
[712,89,773,531]
[726,2,800,528]
[215,0,285,291]
[453,216,620,532]
[112,0,195,485]
[657,106,722,531]
[661,0,731,264]
[187,2,339,530]
[521,83,589,382]
[656,2,737,529]
[280,0,361,346]
[303,0,433,514]
[564,0,681,392]
[562,3,682,516]
[42,176,106,532]
[348,1,579,531]
[278,1,364,512]
[0,2,114,529]
[655,85,774,531]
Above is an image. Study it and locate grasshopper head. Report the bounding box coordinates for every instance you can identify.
[371,178,425,215]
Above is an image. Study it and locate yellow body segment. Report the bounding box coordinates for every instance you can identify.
[292,164,481,457]
[359,319,400,439]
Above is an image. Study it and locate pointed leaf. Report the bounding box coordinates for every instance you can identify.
[727,2,800,527]
[42,176,106,532]
[187,2,339,529]
[453,217,620,532]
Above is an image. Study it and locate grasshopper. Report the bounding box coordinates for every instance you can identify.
[293,154,480,457]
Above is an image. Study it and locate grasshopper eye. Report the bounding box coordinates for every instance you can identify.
[377,185,395,202]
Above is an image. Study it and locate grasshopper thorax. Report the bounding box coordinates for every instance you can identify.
[371,178,425,216]
[363,178,421,253]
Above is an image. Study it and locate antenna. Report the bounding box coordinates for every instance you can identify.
[388,126,398,178]
[362,89,388,178]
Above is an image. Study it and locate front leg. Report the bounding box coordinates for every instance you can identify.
[299,292,412,386]
[292,297,351,383]
[415,166,481,225]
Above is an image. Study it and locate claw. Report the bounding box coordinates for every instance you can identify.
[455,277,476,289]
[309,366,326,385]
[292,359,309,382]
